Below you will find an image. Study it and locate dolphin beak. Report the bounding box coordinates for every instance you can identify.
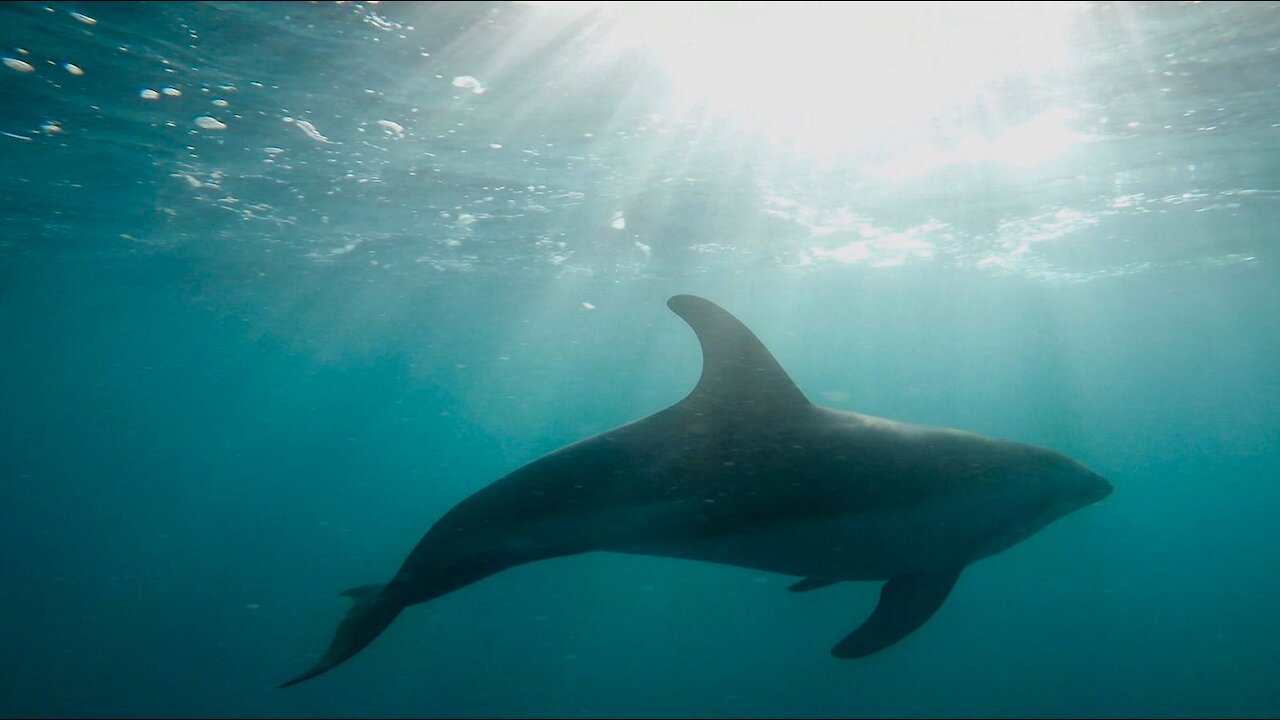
[1087,472,1114,504]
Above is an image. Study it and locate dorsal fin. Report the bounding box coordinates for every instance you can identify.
[667,295,809,412]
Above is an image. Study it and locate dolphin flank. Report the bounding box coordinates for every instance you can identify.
[280,294,1112,687]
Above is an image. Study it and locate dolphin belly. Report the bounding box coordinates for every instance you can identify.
[610,499,998,581]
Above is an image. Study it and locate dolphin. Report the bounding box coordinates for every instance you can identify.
[281,294,1112,687]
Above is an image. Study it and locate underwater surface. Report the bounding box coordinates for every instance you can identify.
[2,1,1279,717]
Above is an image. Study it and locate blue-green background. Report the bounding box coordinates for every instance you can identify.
[2,2,1278,717]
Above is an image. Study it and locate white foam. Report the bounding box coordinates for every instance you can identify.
[194,116,227,130]
[451,75,486,94]
[295,119,331,143]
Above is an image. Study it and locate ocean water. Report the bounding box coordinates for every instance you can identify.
[2,1,1279,717]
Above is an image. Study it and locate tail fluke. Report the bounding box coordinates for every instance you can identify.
[279,583,402,688]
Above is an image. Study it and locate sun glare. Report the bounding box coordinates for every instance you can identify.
[529,1,1086,166]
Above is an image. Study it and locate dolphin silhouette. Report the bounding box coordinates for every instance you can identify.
[281,294,1112,687]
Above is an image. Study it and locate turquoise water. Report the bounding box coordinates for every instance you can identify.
[2,1,1279,717]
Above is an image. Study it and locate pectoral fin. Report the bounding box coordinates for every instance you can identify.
[831,568,961,659]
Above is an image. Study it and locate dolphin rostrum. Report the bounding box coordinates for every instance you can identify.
[281,294,1112,687]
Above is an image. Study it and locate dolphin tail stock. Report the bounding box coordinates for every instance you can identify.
[279,583,403,688]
